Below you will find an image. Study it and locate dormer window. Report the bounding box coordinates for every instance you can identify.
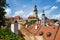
[39,32,43,36]
[46,32,51,37]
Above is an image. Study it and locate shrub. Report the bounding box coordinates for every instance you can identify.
[0,28,25,40]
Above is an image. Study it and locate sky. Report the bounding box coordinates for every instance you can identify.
[5,0,60,20]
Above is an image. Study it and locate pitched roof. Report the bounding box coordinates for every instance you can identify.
[15,16,20,19]
[45,19,53,23]
[24,20,60,40]
[28,15,36,19]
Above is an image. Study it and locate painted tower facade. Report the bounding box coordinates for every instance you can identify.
[41,10,46,26]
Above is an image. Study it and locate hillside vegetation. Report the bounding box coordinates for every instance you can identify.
[0,28,25,40]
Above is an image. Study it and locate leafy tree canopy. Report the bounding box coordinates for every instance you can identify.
[53,19,58,23]
[0,0,8,26]
[24,20,37,26]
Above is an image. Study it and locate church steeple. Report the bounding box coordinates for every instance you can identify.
[34,5,38,19]
[34,5,37,11]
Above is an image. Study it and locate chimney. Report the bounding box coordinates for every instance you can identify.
[41,10,46,26]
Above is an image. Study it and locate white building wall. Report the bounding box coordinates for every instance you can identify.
[11,24,14,33]
[18,23,21,30]
[18,24,20,30]
[11,22,19,34]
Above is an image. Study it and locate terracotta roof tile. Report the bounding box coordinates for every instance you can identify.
[28,15,36,19]
[15,16,20,18]
[24,20,60,40]
[45,19,53,23]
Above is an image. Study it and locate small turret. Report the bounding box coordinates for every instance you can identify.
[41,10,46,26]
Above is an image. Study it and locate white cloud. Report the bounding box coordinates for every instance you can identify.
[26,11,34,18]
[38,6,58,19]
[13,10,34,18]
[25,6,58,19]
[56,0,60,2]
[38,12,43,19]
[5,8,11,16]
[51,14,60,19]
[13,6,58,19]
[13,10,24,17]
[45,6,58,14]
[51,6,58,10]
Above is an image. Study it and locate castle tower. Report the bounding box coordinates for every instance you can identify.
[41,10,46,26]
[34,5,38,19]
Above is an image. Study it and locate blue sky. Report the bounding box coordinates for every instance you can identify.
[5,0,60,20]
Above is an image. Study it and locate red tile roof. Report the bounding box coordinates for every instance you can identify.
[24,21,60,40]
[45,19,53,23]
[15,16,20,19]
[5,16,12,19]
[28,16,36,19]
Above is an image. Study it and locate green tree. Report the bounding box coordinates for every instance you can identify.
[53,19,58,23]
[0,0,8,27]
[24,20,37,26]
[0,28,25,40]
